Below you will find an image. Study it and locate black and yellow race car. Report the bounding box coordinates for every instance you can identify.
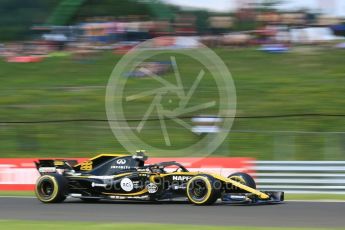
[34,151,284,205]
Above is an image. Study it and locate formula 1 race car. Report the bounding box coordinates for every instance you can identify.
[34,151,284,205]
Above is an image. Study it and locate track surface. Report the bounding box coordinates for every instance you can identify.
[1,197,344,227]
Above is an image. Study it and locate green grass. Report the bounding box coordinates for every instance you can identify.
[0,220,344,230]
[0,191,34,197]
[0,47,345,159]
[285,193,345,201]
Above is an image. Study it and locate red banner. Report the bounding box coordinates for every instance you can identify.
[0,157,253,191]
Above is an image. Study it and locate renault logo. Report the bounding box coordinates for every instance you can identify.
[116,159,126,164]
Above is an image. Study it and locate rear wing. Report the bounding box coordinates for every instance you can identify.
[34,159,78,175]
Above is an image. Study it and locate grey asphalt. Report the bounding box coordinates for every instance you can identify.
[0,197,344,227]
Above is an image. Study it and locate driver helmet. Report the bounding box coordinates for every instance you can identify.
[133,150,148,162]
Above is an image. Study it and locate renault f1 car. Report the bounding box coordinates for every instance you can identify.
[34,151,284,205]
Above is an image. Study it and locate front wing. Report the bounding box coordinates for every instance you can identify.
[221,191,284,204]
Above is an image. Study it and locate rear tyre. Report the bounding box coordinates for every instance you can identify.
[227,172,256,193]
[186,175,221,205]
[35,174,68,203]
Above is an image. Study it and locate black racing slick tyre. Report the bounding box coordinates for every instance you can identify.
[35,174,68,203]
[227,172,256,193]
[186,175,221,205]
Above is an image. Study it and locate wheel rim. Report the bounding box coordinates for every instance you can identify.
[38,179,54,198]
[189,179,208,201]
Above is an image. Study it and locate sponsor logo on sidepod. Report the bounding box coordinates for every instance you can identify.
[146,183,158,193]
[120,178,134,192]
[172,175,192,181]
[116,159,126,164]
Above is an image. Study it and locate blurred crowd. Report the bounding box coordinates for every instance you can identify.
[1,9,345,62]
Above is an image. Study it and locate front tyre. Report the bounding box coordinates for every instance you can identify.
[186,176,221,205]
[227,172,256,193]
[35,174,68,203]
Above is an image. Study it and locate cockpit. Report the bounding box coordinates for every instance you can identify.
[146,161,189,174]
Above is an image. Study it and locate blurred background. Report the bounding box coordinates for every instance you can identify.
[0,0,344,162]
